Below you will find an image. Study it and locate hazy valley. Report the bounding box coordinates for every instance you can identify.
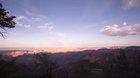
[0,46,140,78]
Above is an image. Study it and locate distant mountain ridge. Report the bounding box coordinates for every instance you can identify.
[0,46,140,78]
[0,46,139,65]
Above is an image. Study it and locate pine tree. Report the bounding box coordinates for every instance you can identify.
[0,3,16,38]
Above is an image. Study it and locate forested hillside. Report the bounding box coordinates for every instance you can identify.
[0,46,140,78]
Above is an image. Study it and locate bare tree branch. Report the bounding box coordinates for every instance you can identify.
[0,31,5,38]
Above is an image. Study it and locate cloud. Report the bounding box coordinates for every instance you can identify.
[15,16,26,27]
[16,16,26,21]
[38,22,65,37]
[15,16,27,25]
[31,17,42,21]
[24,24,31,28]
[101,22,140,36]
[38,22,54,31]
[15,16,31,28]
[55,32,65,37]
[16,11,56,32]
[15,13,54,32]
[122,0,140,9]
[25,11,46,19]
[24,11,55,31]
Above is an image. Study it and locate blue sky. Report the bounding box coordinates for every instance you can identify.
[0,0,140,49]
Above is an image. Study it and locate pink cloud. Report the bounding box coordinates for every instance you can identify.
[101,23,140,36]
[122,0,140,9]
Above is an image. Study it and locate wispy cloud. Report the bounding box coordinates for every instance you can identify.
[15,14,45,29]
[25,11,46,19]
[122,0,140,10]
[25,10,55,30]
[31,17,42,21]
[15,11,66,38]
[16,16,26,21]
[101,22,140,36]
[15,10,49,29]
[15,16,27,26]
[55,32,65,37]
[38,23,65,37]
[15,15,32,29]
[24,24,31,28]
[38,22,54,31]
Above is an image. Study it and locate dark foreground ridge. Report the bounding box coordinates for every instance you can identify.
[0,46,140,78]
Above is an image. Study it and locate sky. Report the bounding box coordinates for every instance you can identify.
[0,0,140,49]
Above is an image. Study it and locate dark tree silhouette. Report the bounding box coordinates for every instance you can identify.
[0,3,16,38]
[34,53,56,78]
